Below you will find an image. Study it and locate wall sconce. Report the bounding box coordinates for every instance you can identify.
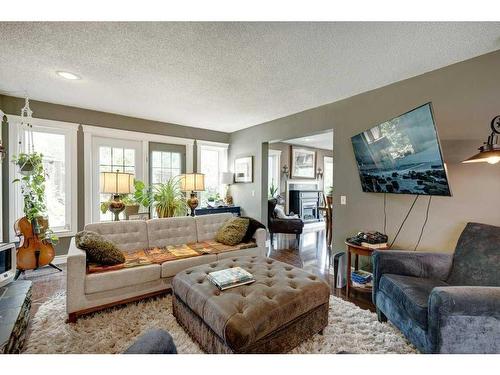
[281,165,289,179]
[316,167,323,179]
[462,115,500,165]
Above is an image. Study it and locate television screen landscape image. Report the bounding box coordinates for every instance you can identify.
[351,103,451,196]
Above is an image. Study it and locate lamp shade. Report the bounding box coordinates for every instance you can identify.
[180,173,205,192]
[462,149,500,165]
[220,172,234,185]
[100,171,134,194]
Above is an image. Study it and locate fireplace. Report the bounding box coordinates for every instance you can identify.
[289,190,321,222]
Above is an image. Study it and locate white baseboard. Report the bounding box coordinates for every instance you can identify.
[53,255,67,265]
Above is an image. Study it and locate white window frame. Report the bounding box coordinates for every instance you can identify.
[8,115,78,240]
[323,156,333,192]
[268,149,281,196]
[196,140,229,202]
[92,136,143,223]
[83,125,194,225]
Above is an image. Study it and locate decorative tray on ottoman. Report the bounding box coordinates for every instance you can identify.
[172,256,330,354]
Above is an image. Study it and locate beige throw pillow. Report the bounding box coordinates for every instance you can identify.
[215,217,250,246]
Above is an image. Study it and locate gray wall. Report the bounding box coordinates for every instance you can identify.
[0,95,229,255]
[229,49,500,254]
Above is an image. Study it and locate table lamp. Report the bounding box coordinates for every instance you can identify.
[100,170,134,221]
[220,172,234,205]
[180,173,205,216]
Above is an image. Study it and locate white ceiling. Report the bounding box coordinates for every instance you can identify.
[282,131,333,151]
[0,22,499,133]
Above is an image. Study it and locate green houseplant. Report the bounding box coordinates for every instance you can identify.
[12,151,58,244]
[153,176,187,218]
[269,179,279,198]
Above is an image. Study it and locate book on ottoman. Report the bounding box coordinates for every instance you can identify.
[207,267,255,290]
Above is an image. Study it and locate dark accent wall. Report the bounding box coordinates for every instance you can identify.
[229,49,500,253]
[0,95,229,255]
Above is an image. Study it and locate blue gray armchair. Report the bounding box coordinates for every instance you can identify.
[372,222,500,353]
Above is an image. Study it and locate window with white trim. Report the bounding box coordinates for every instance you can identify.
[198,142,228,205]
[92,137,143,222]
[9,117,78,238]
[268,149,281,197]
[323,156,333,193]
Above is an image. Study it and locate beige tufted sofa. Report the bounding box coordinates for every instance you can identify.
[66,213,266,322]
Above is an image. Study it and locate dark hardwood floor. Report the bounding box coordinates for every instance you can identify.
[269,225,374,312]
[20,224,374,333]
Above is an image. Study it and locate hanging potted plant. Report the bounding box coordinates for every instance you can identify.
[12,152,42,176]
[153,176,187,218]
[12,151,58,244]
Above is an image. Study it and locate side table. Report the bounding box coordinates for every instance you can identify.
[345,241,388,298]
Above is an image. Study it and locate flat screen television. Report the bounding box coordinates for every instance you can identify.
[351,103,451,196]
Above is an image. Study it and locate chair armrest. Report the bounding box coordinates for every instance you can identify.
[372,250,453,303]
[428,286,500,353]
[253,228,267,256]
[66,237,87,314]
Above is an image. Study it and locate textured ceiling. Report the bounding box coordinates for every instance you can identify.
[282,132,333,151]
[0,22,499,132]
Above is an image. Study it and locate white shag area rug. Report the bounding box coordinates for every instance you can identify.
[25,292,417,354]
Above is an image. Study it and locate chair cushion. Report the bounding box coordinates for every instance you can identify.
[215,217,250,245]
[447,222,500,286]
[75,230,125,265]
[147,217,197,248]
[85,220,149,253]
[379,274,448,330]
[85,264,161,294]
[195,213,233,241]
[240,217,266,243]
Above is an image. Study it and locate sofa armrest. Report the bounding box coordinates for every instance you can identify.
[253,227,267,256]
[372,250,453,303]
[428,286,500,353]
[66,237,87,314]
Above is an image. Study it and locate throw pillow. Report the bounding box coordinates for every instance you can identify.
[275,205,299,219]
[75,230,125,265]
[241,216,266,242]
[215,217,250,246]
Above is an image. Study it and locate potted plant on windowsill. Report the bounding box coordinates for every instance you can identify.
[153,176,187,218]
[100,179,153,219]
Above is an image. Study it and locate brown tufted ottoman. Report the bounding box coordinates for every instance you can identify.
[172,256,330,353]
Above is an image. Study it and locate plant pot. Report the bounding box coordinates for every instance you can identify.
[326,196,333,206]
[156,207,173,218]
[18,161,35,176]
[124,204,140,218]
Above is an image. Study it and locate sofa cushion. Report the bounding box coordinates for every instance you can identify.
[447,222,500,286]
[215,217,250,246]
[241,217,266,243]
[85,221,149,253]
[85,264,161,294]
[147,217,197,248]
[379,274,448,330]
[195,213,233,241]
[161,254,217,278]
[75,230,125,265]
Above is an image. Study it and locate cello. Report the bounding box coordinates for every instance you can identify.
[14,216,61,275]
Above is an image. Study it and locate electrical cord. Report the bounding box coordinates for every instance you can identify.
[414,196,432,251]
[388,194,419,248]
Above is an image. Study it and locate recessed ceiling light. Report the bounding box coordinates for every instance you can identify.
[56,71,81,80]
[304,138,312,142]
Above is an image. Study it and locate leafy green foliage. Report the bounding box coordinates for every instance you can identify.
[269,179,278,198]
[153,176,187,218]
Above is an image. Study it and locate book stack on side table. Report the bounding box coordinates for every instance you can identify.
[208,267,255,290]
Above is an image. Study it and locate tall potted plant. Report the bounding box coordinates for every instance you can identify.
[153,176,187,218]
